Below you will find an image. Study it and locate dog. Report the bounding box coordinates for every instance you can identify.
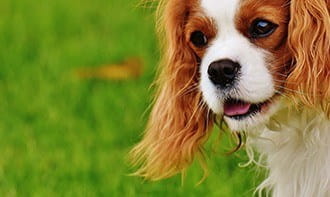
[131,0,330,196]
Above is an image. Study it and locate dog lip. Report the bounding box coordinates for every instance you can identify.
[223,97,272,119]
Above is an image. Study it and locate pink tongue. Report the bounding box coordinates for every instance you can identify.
[224,102,251,116]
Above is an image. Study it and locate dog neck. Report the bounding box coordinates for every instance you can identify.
[248,106,330,197]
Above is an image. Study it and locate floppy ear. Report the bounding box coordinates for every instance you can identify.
[130,0,213,180]
[287,0,330,114]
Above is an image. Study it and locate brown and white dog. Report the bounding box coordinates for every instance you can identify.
[131,0,330,196]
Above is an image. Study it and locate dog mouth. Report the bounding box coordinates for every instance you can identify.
[223,98,272,120]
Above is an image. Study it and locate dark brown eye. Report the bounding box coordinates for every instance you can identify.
[190,31,208,47]
[249,19,278,38]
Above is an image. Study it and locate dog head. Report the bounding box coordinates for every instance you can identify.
[131,0,329,179]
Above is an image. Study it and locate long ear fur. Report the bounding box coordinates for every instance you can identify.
[287,0,330,115]
[130,0,213,180]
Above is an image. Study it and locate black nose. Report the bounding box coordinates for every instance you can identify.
[207,59,240,88]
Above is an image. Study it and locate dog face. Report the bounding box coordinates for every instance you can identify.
[131,0,329,180]
[194,0,290,130]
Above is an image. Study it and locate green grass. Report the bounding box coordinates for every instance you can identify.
[0,0,261,196]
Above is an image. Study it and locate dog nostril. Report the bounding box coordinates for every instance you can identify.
[208,66,219,78]
[223,64,238,78]
[207,59,241,87]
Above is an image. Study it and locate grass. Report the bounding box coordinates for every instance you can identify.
[0,0,261,196]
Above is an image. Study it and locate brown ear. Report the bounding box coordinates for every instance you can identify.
[130,0,212,180]
[287,0,330,114]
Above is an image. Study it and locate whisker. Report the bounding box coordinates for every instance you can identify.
[273,85,310,96]
[272,79,299,85]
[206,107,212,126]
[274,90,295,102]
[269,72,289,77]
[180,84,200,95]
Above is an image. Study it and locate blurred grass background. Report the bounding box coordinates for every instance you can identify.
[0,0,261,196]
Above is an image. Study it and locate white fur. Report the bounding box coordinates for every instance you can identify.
[199,0,330,196]
[248,105,330,197]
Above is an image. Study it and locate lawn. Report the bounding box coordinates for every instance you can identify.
[0,0,261,196]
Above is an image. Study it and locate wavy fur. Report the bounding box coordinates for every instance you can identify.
[287,0,330,115]
[130,0,213,180]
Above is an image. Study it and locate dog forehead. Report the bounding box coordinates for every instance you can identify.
[200,0,241,26]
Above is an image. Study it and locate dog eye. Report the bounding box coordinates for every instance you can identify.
[249,19,278,38]
[190,31,208,47]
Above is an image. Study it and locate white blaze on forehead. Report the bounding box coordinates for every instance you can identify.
[201,0,241,29]
[200,0,244,60]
